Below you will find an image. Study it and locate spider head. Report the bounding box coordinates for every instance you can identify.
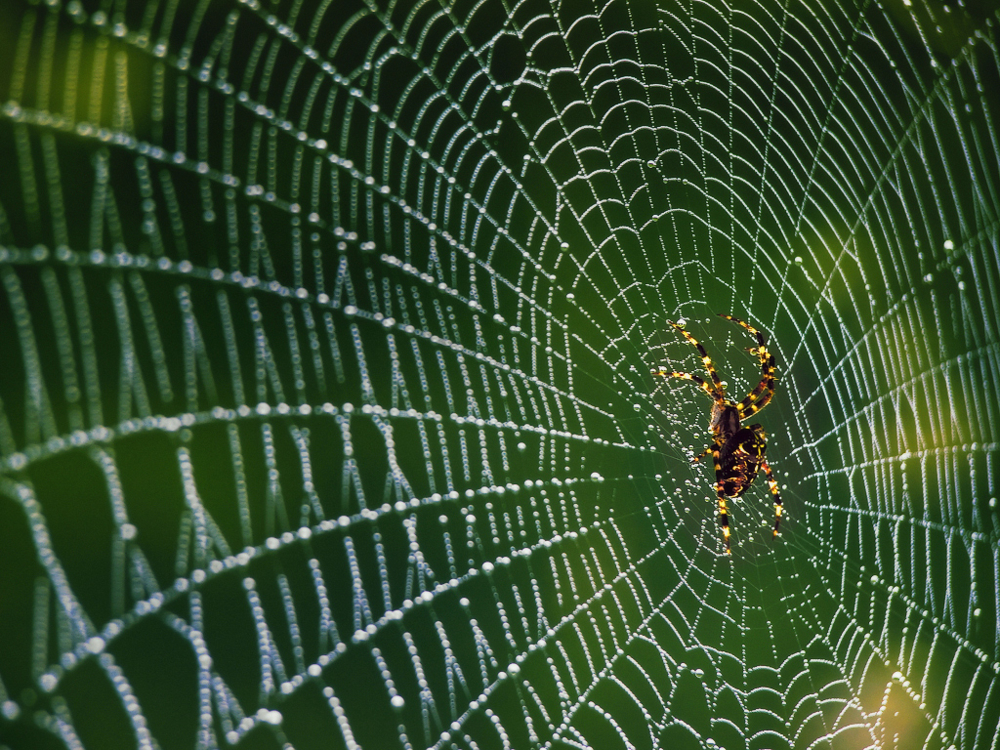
[711,402,742,436]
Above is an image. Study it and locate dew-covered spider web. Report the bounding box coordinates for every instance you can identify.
[1,0,999,748]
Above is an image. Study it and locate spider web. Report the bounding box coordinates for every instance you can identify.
[0,0,998,748]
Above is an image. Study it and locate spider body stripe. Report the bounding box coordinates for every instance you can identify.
[652,314,784,554]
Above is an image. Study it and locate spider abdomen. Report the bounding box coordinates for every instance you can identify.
[717,425,766,498]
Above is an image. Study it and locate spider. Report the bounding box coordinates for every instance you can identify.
[652,314,782,554]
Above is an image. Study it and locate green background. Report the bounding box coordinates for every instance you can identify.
[1,0,999,748]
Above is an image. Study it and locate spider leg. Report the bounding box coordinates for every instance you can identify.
[718,314,778,419]
[716,486,732,554]
[651,369,716,400]
[691,445,712,464]
[718,313,765,342]
[734,355,777,419]
[666,320,725,396]
[760,458,783,538]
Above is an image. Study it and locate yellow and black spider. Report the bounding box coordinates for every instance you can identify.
[653,314,782,554]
